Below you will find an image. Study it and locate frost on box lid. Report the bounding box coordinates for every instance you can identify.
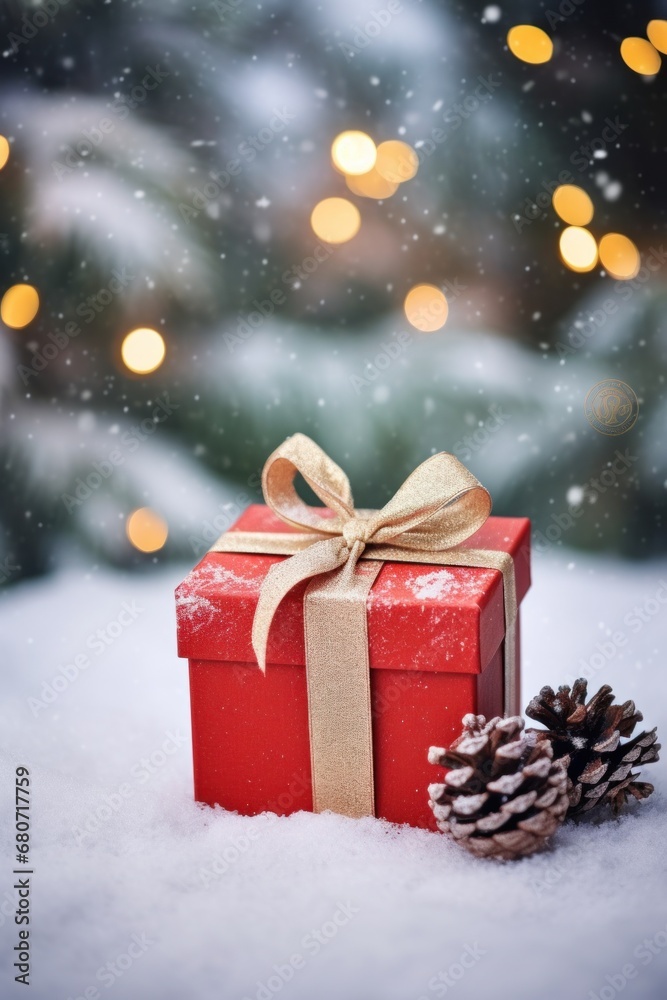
[175,504,531,674]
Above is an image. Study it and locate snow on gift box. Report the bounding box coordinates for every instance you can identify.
[175,433,530,830]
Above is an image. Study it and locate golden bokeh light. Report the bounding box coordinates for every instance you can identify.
[507,25,554,64]
[331,131,377,175]
[374,140,419,184]
[620,37,661,75]
[0,135,9,171]
[121,327,166,374]
[647,20,667,54]
[310,197,361,244]
[126,507,168,553]
[598,233,640,280]
[552,185,594,226]
[404,284,449,333]
[559,227,598,273]
[345,168,398,200]
[0,283,40,329]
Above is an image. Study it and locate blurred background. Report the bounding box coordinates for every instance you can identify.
[1,0,666,585]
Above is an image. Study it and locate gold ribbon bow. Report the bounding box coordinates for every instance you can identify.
[211,433,518,819]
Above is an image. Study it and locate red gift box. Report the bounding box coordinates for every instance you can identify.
[176,503,531,830]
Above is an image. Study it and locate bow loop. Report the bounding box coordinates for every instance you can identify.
[261,433,354,534]
[367,451,492,549]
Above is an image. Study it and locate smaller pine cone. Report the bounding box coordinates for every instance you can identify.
[526,679,660,817]
[428,714,569,861]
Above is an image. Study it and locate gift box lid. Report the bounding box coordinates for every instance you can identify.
[175,504,530,674]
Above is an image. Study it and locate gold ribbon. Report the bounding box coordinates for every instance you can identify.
[210,433,518,819]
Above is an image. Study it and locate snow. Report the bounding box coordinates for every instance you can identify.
[482,6,501,24]
[176,562,258,630]
[1,551,666,1000]
[406,568,457,600]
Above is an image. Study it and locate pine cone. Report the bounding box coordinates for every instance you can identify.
[525,679,660,817]
[428,714,568,860]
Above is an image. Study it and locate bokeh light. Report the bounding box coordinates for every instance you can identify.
[647,20,667,55]
[126,507,169,552]
[121,327,166,374]
[559,227,598,273]
[552,185,594,226]
[310,197,361,244]
[331,131,377,175]
[598,233,640,280]
[0,283,40,328]
[620,37,661,75]
[374,140,419,183]
[345,169,398,200]
[507,25,553,64]
[404,284,449,333]
[0,135,9,171]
